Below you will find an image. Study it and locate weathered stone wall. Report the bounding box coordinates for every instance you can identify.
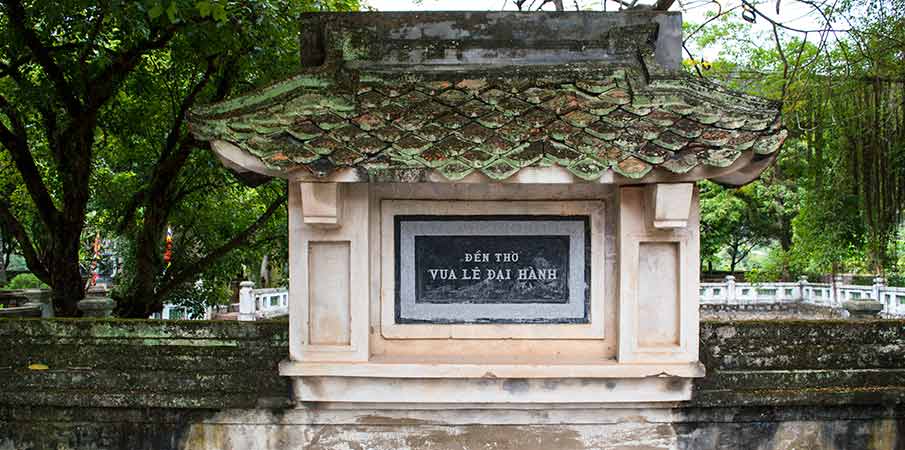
[681,320,905,449]
[1,318,904,449]
[0,319,289,450]
[700,303,846,320]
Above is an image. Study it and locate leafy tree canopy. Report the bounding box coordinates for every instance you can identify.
[0,0,357,316]
[688,0,905,280]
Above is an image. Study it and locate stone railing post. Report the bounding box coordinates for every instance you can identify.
[238,281,256,321]
[873,276,887,311]
[22,289,53,318]
[725,275,737,305]
[831,275,843,306]
[798,276,808,302]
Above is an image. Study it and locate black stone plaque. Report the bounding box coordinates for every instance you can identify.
[414,235,570,304]
[394,215,591,324]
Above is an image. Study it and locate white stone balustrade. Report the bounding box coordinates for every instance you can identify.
[252,287,289,319]
[153,282,289,321]
[154,278,905,321]
[700,276,905,317]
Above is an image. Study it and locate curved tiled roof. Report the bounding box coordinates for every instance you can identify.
[188,12,785,185]
[190,66,784,183]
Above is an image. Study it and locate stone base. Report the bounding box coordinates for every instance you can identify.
[172,406,902,450]
[77,297,116,317]
[843,299,884,318]
[281,360,704,405]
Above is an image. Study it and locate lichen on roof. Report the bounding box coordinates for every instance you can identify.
[188,12,786,184]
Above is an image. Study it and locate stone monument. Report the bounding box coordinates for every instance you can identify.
[190,11,784,409]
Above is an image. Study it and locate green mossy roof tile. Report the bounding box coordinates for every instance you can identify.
[507,141,546,165]
[575,79,617,95]
[350,134,386,155]
[519,87,557,104]
[585,121,620,141]
[369,125,403,143]
[460,99,494,119]
[437,159,475,180]
[562,110,597,128]
[568,157,608,181]
[433,135,473,156]
[415,146,453,168]
[327,147,365,166]
[636,142,671,164]
[457,122,495,144]
[547,120,579,141]
[412,123,449,142]
[435,112,470,130]
[460,148,496,168]
[483,158,521,180]
[614,156,652,178]
[475,112,508,129]
[477,136,514,155]
[392,134,431,156]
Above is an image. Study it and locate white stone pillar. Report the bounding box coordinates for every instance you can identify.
[798,276,808,303]
[725,275,737,305]
[239,281,256,321]
[873,276,887,310]
[832,275,843,306]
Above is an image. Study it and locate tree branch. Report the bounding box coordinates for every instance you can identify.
[653,0,675,10]
[684,4,739,44]
[171,179,229,206]
[86,24,181,113]
[741,0,850,34]
[0,198,49,283]
[118,57,234,233]
[77,5,107,83]
[160,57,218,162]
[0,95,61,229]
[771,23,791,99]
[2,0,83,115]
[155,190,288,300]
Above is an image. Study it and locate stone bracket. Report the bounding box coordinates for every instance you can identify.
[649,183,694,229]
[300,182,343,228]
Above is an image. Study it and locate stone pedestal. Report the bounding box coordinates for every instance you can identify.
[843,299,883,319]
[78,289,116,318]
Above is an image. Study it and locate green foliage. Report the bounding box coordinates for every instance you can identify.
[5,272,47,290]
[1,0,357,315]
[689,0,905,280]
[699,180,781,272]
[90,0,353,315]
[163,278,233,319]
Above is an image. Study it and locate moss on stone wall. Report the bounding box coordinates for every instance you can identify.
[694,320,905,408]
[0,318,290,410]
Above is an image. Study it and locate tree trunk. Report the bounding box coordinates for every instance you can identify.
[260,254,270,288]
[727,238,740,273]
[28,125,95,316]
[116,206,168,318]
[49,243,85,316]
